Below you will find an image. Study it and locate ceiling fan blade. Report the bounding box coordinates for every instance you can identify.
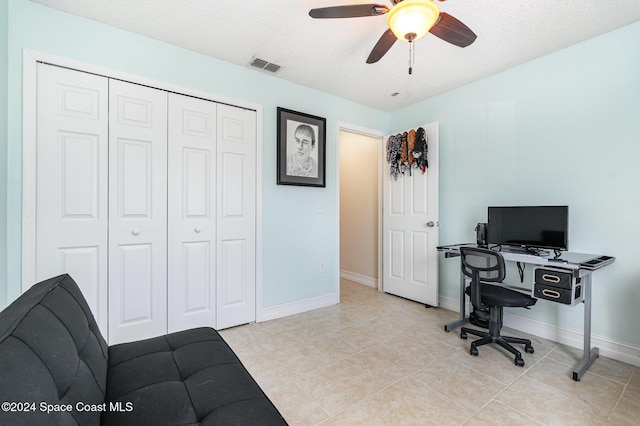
[309,4,389,19]
[366,29,397,64]
[429,12,477,47]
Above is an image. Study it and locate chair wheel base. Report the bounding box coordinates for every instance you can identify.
[525,344,534,354]
[515,357,525,367]
[460,331,467,340]
[470,345,478,356]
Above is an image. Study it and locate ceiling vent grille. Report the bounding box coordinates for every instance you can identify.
[249,57,282,73]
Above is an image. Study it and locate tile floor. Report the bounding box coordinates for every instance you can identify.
[220,280,640,425]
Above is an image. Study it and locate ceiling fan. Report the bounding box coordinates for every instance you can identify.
[309,0,477,64]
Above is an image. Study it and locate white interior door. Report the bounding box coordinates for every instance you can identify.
[382,122,439,306]
[216,104,257,329]
[108,80,168,344]
[167,93,218,332]
[35,63,109,334]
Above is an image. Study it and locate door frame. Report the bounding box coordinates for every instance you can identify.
[336,122,385,295]
[21,49,265,322]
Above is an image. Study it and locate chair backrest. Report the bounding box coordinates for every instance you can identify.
[460,246,506,308]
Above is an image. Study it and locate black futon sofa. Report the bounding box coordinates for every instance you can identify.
[0,274,287,425]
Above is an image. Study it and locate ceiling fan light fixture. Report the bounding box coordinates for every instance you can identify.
[387,0,439,42]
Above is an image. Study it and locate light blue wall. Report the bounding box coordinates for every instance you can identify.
[391,22,640,347]
[0,1,7,305]
[1,0,389,308]
[3,0,639,350]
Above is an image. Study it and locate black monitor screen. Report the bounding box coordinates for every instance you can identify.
[487,206,569,251]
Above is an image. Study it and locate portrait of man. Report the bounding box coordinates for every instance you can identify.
[277,107,326,187]
[285,121,318,178]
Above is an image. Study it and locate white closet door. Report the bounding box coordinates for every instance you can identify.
[108,80,168,344]
[216,104,257,329]
[167,93,217,332]
[35,64,109,334]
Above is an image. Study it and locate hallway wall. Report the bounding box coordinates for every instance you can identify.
[339,130,380,287]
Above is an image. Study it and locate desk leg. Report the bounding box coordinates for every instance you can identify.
[572,273,599,381]
[444,270,469,332]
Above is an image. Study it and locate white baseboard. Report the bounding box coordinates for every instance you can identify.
[260,292,339,322]
[503,312,640,368]
[439,295,640,368]
[439,295,461,312]
[340,269,378,288]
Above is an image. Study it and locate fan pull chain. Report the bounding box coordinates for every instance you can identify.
[408,41,415,75]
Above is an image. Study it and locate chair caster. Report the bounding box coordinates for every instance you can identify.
[525,344,534,354]
[515,357,525,367]
[460,331,467,340]
[470,345,478,356]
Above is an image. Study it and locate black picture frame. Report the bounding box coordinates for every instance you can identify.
[277,107,326,187]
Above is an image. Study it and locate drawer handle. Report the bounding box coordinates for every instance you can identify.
[542,289,561,299]
[542,274,561,283]
[131,229,140,236]
[194,227,201,233]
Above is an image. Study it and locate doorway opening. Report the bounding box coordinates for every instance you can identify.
[338,127,383,293]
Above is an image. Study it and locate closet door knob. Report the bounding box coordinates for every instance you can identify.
[194,227,201,233]
[131,229,140,236]
[426,221,435,227]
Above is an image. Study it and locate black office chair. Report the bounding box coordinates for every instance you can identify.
[459,247,537,366]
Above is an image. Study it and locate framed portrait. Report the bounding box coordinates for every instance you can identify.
[277,107,326,187]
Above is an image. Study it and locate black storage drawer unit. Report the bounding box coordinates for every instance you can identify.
[534,283,582,305]
[534,268,574,289]
[533,267,583,305]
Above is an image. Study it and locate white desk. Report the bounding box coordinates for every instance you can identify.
[438,243,615,381]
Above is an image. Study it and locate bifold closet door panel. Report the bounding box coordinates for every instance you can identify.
[167,93,217,333]
[216,104,257,329]
[108,80,168,345]
[35,63,109,334]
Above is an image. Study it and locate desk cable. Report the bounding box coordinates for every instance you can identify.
[517,262,526,283]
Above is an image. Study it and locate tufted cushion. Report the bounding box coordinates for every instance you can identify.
[103,327,286,425]
[0,274,108,425]
[0,274,286,425]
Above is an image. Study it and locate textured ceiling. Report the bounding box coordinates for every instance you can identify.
[32,0,640,111]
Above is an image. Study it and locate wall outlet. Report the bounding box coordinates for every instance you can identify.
[319,262,326,273]
[316,202,327,214]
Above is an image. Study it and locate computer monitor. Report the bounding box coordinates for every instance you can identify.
[487,206,569,252]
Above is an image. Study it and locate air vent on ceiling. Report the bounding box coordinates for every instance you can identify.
[249,56,281,73]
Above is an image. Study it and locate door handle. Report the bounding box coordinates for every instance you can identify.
[426,221,435,227]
